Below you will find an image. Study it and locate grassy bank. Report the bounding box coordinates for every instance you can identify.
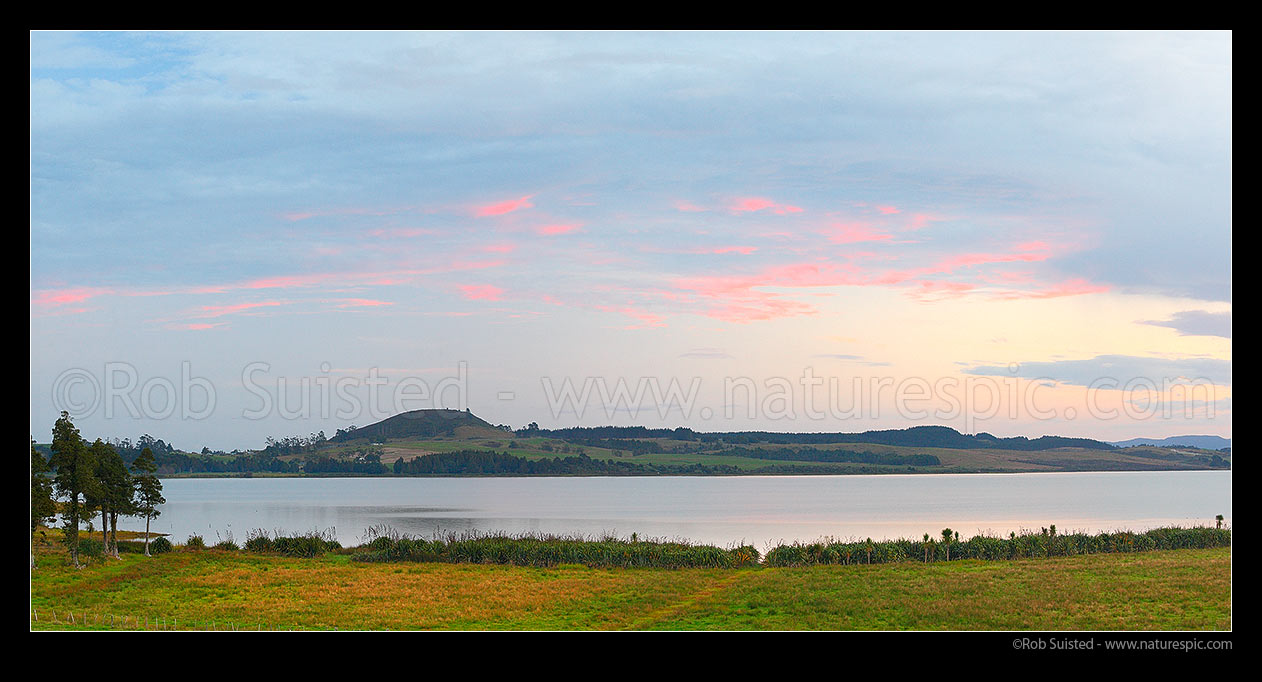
[30,546,1230,630]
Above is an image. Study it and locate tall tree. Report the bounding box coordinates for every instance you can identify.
[48,412,95,568]
[31,442,57,569]
[86,439,113,552]
[94,442,132,558]
[131,447,164,556]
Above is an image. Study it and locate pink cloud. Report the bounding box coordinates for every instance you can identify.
[905,213,941,230]
[876,205,900,215]
[674,200,707,212]
[31,286,113,308]
[993,279,1110,300]
[242,273,335,290]
[169,322,225,331]
[821,222,893,244]
[537,223,582,236]
[235,261,507,293]
[934,250,1049,271]
[908,280,978,301]
[195,301,284,318]
[483,242,518,253]
[672,262,860,323]
[641,245,759,256]
[335,298,394,308]
[730,197,804,215]
[459,284,504,301]
[474,195,535,217]
[596,305,667,329]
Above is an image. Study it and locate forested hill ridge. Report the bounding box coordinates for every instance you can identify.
[1110,435,1232,450]
[35,410,1231,477]
[521,423,1116,451]
[330,408,498,442]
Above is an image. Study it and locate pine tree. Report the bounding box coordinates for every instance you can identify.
[48,412,95,568]
[94,442,132,558]
[131,447,165,556]
[86,439,114,554]
[31,442,57,569]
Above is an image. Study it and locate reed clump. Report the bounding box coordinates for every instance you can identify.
[764,525,1231,567]
[350,526,760,569]
[241,529,340,557]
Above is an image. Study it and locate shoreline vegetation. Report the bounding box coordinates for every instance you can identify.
[36,523,1230,570]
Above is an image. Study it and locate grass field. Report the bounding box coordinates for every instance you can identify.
[30,545,1230,630]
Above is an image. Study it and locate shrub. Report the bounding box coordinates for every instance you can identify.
[243,530,275,553]
[241,529,339,557]
[76,538,105,564]
[213,531,238,551]
[763,525,1231,567]
[272,532,340,558]
[149,536,173,554]
[352,528,760,569]
[185,535,206,550]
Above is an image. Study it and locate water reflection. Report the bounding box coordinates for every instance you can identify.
[143,471,1231,549]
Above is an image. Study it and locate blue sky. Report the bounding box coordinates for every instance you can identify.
[30,31,1231,450]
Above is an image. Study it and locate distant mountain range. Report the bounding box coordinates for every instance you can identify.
[1110,435,1231,450]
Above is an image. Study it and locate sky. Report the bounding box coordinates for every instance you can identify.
[30,31,1231,451]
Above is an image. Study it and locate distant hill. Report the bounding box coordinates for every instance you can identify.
[531,423,1116,451]
[1110,435,1231,450]
[330,409,500,442]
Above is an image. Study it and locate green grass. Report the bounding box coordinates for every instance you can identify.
[30,545,1230,630]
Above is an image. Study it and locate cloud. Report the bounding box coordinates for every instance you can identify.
[194,301,285,318]
[596,305,667,329]
[474,195,535,217]
[820,222,892,244]
[729,197,803,215]
[537,223,582,236]
[459,284,504,301]
[1141,310,1231,339]
[168,322,225,331]
[31,286,114,308]
[334,298,393,308]
[964,354,1231,387]
[813,353,891,366]
[679,347,733,359]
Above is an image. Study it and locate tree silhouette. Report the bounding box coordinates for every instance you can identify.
[95,442,133,558]
[31,443,56,569]
[49,412,95,568]
[131,448,165,556]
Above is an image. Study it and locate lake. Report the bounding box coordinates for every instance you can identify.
[141,470,1231,549]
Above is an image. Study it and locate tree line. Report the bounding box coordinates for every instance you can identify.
[31,412,165,567]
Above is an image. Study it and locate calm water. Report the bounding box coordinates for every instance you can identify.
[144,471,1231,549]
